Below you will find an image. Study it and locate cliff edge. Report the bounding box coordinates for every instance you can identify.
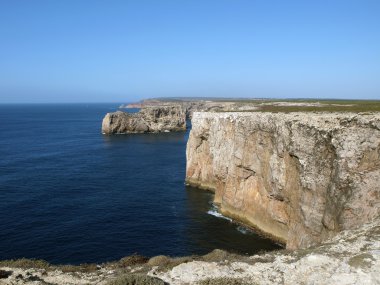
[186,112,380,249]
[102,105,186,135]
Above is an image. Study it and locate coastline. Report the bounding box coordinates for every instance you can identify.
[2,100,380,284]
[186,179,287,246]
[1,218,379,284]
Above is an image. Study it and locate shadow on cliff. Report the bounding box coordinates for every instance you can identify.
[183,186,283,255]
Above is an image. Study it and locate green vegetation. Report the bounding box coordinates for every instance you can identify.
[59,263,98,273]
[147,255,171,267]
[146,254,198,271]
[0,258,101,273]
[229,99,380,113]
[0,249,283,283]
[0,249,277,272]
[0,258,50,269]
[118,255,149,267]
[255,100,380,113]
[152,97,380,112]
[201,249,229,262]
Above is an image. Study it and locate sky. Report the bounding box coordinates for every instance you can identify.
[0,0,379,103]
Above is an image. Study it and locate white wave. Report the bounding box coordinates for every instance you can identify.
[207,209,232,222]
[207,206,255,235]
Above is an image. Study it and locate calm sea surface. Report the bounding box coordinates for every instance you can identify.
[0,104,280,264]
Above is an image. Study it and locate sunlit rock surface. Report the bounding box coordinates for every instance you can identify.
[186,112,380,249]
[102,105,186,134]
[155,219,380,285]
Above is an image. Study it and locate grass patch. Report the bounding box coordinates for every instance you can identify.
[147,255,171,267]
[231,100,380,113]
[0,258,100,274]
[59,263,98,273]
[202,249,229,262]
[257,103,380,113]
[118,255,149,267]
[0,258,50,269]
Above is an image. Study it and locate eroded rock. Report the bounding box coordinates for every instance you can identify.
[186,112,380,249]
[102,105,186,135]
[1,220,379,284]
[155,219,380,285]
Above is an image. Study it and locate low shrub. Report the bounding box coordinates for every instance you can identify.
[202,249,229,262]
[118,255,148,267]
[147,255,171,267]
[0,258,50,269]
[59,263,98,273]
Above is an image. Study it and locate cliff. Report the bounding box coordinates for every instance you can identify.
[102,105,186,135]
[186,112,380,249]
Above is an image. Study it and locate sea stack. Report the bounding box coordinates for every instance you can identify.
[102,105,186,135]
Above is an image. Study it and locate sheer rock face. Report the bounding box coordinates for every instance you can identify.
[186,112,380,249]
[102,105,186,135]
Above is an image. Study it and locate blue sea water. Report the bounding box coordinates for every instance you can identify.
[0,103,280,265]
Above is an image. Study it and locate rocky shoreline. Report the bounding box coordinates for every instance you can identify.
[2,101,379,284]
[1,219,379,284]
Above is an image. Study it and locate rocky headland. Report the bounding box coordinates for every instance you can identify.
[186,112,380,250]
[102,105,186,135]
[119,98,238,119]
[119,103,143,108]
[2,101,379,284]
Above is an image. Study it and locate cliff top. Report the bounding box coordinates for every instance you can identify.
[123,98,380,113]
[192,111,380,131]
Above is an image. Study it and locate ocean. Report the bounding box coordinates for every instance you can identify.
[0,103,280,264]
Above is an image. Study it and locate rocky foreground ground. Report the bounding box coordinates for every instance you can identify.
[1,218,379,285]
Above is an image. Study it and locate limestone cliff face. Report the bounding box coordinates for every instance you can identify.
[186,112,380,249]
[102,105,186,135]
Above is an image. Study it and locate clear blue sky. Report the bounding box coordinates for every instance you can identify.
[0,0,379,103]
